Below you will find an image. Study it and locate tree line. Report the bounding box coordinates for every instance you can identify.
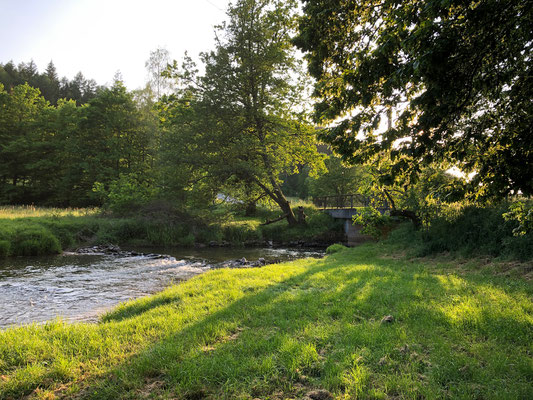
[0,79,157,206]
[0,60,101,105]
[0,0,531,230]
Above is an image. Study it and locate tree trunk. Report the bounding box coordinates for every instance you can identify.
[383,188,422,228]
[245,201,257,217]
[275,191,298,226]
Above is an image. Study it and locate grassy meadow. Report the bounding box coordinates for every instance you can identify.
[1,243,531,399]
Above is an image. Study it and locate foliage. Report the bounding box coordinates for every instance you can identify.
[1,224,62,256]
[308,154,373,198]
[162,0,324,225]
[353,206,393,240]
[95,174,159,216]
[387,203,533,260]
[295,0,533,198]
[325,243,347,254]
[0,83,51,204]
[1,244,532,399]
[0,59,101,105]
[503,200,533,237]
[0,78,158,207]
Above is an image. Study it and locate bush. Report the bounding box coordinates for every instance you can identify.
[503,200,533,236]
[352,206,393,239]
[11,226,61,256]
[326,243,348,254]
[386,203,533,260]
[95,174,158,216]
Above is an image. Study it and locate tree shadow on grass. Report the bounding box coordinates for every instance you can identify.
[71,250,532,399]
[5,248,532,399]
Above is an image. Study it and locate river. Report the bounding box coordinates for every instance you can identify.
[0,247,323,329]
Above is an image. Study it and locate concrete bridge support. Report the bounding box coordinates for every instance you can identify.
[325,209,373,246]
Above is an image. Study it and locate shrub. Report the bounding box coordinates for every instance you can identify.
[386,203,533,260]
[95,174,158,216]
[11,226,61,256]
[352,206,393,239]
[503,200,533,236]
[326,243,348,254]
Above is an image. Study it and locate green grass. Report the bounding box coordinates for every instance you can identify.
[0,206,99,219]
[1,243,532,399]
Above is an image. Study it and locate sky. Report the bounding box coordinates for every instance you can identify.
[0,0,230,89]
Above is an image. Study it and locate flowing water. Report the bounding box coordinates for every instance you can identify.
[0,247,323,329]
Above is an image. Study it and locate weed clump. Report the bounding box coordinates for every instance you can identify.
[326,243,348,254]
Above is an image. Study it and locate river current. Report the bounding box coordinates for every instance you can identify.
[0,247,322,329]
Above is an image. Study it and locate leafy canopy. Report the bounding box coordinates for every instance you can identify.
[295,0,533,198]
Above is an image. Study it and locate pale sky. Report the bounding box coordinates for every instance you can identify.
[0,0,230,89]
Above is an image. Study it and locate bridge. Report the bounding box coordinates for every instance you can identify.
[312,194,390,246]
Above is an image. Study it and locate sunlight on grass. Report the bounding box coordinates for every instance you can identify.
[0,205,99,219]
[1,244,532,399]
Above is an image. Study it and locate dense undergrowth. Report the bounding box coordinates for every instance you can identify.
[384,203,533,261]
[0,204,343,257]
[1,243,531,399]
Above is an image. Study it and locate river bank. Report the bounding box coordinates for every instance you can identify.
[0,206,344,258]
[1,242,531,399]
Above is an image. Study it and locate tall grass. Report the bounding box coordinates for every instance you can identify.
[0,205,99,219]
[386,203,533,260]
[0,203,343,257]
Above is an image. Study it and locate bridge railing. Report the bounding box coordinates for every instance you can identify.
[312,194,390,211]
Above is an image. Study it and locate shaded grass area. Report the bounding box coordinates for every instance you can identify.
[1,244,532,399]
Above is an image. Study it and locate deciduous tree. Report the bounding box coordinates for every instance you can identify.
[164,0,324,224]
[295,0,533,198]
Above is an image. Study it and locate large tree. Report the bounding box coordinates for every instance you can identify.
[164,0,323,225]
[295,0,533,198]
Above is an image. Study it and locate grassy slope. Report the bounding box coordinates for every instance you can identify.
[1,244,532,400]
